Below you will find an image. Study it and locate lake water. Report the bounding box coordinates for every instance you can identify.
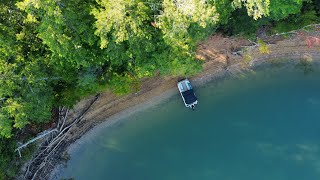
[58,64,320,180]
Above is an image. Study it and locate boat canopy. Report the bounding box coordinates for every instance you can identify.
[182,89,197,105]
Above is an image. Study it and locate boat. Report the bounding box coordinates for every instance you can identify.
[177,79,198,110]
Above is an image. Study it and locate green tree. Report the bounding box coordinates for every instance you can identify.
[0,0,54,137]
[0,137,17,179]
[91,0,151,48]
[157,0,219,51]
[232,0,307,20]
[16,0,112,105]
[269,0,305,20]
[232,0,270,20]
[214,0,234,25]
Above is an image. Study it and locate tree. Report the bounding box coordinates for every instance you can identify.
[0,137,17,179]
[269,0,305,20]
[16,0,112,105]
[91,0,152,49]
[214,0,234,25]
[232,0,308,20]
[0,0,55,137]
[156,0,219,51]
[232,0,270,20]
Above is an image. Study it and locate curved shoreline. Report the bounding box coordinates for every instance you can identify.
[51,55,320,179]
[65,54,320,152]
[24,34,320,179]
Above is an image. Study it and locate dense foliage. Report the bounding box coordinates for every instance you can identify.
[1,0,320,178]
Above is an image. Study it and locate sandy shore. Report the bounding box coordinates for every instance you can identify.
[26,32,320,179]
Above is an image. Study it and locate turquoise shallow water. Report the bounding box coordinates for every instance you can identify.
[59,65,320,180]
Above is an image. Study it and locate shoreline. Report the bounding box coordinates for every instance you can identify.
[52,55,320,179]
[24,33,320,179]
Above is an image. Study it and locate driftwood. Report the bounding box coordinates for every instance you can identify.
[272,23,320,37]
[15,107,70,158]
[15,128,59,158]
[240,24,320,49]
[23,94,100,180]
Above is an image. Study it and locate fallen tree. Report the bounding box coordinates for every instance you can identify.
[22,94,100,180]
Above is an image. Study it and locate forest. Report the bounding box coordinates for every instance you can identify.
[1,0,320,178]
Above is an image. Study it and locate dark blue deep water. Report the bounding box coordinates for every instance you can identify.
[59,65,320,180]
